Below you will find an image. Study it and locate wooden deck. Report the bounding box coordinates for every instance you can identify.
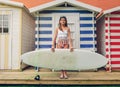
[0,67,120,85]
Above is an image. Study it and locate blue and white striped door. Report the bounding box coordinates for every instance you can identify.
[35,10,96,51]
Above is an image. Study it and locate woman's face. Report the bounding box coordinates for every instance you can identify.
[60,18,66,25]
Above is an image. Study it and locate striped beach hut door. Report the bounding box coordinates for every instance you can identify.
[0,10,12,69]
[105,11,120,71]
[53,13,79,48]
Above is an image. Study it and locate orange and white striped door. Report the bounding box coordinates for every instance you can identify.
[0,10,12,69]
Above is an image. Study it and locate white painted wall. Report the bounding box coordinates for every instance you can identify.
[11,8,22,69]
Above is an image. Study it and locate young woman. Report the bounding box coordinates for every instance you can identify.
[51,16,73,79]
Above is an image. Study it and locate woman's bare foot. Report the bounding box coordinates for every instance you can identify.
[60,74,64,79]
[60,71,64,79]
[63,71,68,79]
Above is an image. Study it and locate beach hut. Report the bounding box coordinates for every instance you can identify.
[104,8,120,71]
[94,0,120,71]
[12,0,102,52]
[0,1,35,70]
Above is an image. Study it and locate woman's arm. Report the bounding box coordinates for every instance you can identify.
[67,28,73,50]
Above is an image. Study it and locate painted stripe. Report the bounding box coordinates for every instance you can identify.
[110,36,120,39]
[110,52,120,55]
[80,34,94,38]
[110,39,120,42]
[37,28,52,31]
[111,17,120,20]
[80,48,94,50]
[79,21,94,24]
[39,24,52,27]
[80,41,96,44]
[110,30,120,33]
[110,55,120,58]
[105,27,120,30]
[111,67,120,70]
[80,28,95,30]
[110,42,120,45]
[80,44,94,48]
[105,17,120,20]
[38,21,53,24]
[80,30,94,34]
[80,37,94,41]
[110,33,120,36]
[38,31,52,34]
[38,41,52,45]
[39,34,52,38]
[106,36,120,40]
[105,23,120,27]
[39,45,52,48]
[111,61,120,64]
[80,24,93,27]
[109,21,120,24]
[106,48,120,52]
[111,64,120,67]
[38,17,52,20]
[37,38,52,41]
[39,10,92,14]
[111,66,120,70]
[111,58,120,61]
[80,17,92,20]
[106,42,120,45]
[111,46,120,48]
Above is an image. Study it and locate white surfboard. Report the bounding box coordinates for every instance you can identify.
[21,49,108,70]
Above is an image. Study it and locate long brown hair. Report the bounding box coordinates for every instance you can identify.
[59,16,68,31]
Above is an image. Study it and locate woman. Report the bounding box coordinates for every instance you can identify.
[51,16,73,79]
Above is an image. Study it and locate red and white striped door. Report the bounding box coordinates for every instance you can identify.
[105,11,120,71]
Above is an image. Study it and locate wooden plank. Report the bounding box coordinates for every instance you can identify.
[0,71,120,85]
[0,67,120,85]
[0,79,120,85]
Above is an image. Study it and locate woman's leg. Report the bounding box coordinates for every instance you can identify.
[57,44,69,79]
[56,44,64,79]
[63,44,69,79]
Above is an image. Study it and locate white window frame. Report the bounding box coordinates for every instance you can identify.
[0,11,10,34]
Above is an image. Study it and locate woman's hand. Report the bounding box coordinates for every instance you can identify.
[70,47,74,52]
[51,47,55,52]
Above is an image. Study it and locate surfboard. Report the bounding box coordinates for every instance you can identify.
[21,49,108,70]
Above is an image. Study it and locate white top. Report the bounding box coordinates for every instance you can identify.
[56,29,68,45]
[57,29,68,40]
